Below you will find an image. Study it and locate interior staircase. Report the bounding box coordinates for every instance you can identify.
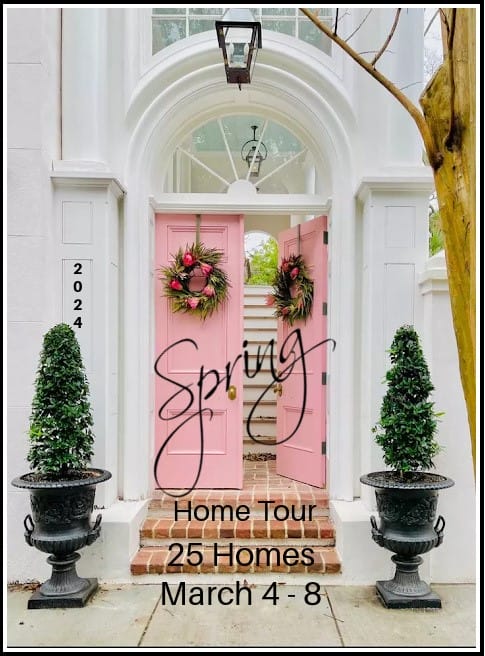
[130,285,341,578]
[243,285,277,456]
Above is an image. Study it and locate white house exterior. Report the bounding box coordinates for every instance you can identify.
[7,7,475,584]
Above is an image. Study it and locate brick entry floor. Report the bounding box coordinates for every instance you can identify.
[131,460,341,576]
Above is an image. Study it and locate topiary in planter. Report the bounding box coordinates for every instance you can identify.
[12,324,111,608]
[28,323,95,479]
[360,324,454,609]
[373,324,441,478]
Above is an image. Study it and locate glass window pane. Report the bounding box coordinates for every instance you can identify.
[261,8,295,17]
[298,19,332,55]
[262,19,295,37]
[189,8,224,17]
[152,19,186,55]
[153,8,185,15]
[189,19,216,36]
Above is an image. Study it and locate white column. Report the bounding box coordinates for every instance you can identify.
[51,170,125,507]
[419,253,475,583]
[119,192,154,501]
[62,8,108,166]
[357,177,433,506]
[387,8,426,164]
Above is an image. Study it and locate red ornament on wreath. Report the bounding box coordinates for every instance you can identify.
[266,254,313,326]
[160,242,230,320]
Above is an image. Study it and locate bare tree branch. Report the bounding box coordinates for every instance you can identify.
[424,9,440,37]
[439,9,450,54]
[344,9,372,43]
[399,81,423,91]
[359,50,395,56]
[299,8,443,170]
[370,9,401,67]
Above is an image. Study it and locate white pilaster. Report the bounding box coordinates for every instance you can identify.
[62,8,108,165]
[419,253,476,583]
[357,175,433,506]
[51,168,125,507]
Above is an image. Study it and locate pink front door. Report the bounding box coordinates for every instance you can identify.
[276,216,329,487]
[154,214,244,491]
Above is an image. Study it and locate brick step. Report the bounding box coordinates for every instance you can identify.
[131,545,341,575]
[140,517,335,543]
[148,489,330,513]
[146,505,330,518]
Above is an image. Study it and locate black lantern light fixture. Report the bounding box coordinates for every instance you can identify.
[215,8,262,90]
[241,125,267,178]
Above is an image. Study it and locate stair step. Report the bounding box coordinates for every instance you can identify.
[131,545,341,575]
[243,338,277,346]
[244,304,276,317]
[244,373,277,387]
[244,385,281,402]
[244,440,276,454]
[148,489,330,514]
[243,417,276,440]
[140,517,335,543]
[244,285,272,296]
[244,316,277,327]
[244,353,279,367]
[243,405,276,419]
[243,399,275,408]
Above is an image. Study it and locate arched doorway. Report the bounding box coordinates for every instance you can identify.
[121,29,358,501]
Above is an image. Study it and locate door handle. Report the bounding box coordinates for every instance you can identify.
[228,385,237,400]
[272,382,283,397]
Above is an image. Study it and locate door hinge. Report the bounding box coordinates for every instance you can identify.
[322,302,328,316]
[323,231,328,244]
[321,442,327,456]
[322,372,327,385]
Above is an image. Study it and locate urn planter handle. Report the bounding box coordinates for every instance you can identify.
[87,513,102,545]
[23,514,35,547]
[434,514,445,547]
[370,515,384,546]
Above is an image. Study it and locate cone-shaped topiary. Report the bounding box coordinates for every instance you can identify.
[28,323,94,479]
[373,324,441,475]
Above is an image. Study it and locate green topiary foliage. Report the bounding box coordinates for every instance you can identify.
[373,324,441,474]
[28,324,94,478]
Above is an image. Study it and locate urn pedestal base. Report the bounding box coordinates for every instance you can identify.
[28,578,98,609]
[28,552,99,609]
[376,580,441,609]
[376,554,442,609]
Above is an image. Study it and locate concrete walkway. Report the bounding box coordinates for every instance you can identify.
[6,582,477,650]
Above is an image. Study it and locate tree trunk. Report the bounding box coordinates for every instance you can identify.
[420,9,476,474]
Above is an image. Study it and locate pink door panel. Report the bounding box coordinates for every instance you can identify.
[276,216,328,487]
[154,214,244,491]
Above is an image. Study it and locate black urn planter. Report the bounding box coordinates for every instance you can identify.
[11,468,112,609]
[360,471,454,609]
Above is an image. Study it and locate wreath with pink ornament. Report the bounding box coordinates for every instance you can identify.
[266,254,313,326]
[161,243,230,320]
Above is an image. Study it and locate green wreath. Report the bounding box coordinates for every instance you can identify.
[161,242,230,320]
[267,254,313,326]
